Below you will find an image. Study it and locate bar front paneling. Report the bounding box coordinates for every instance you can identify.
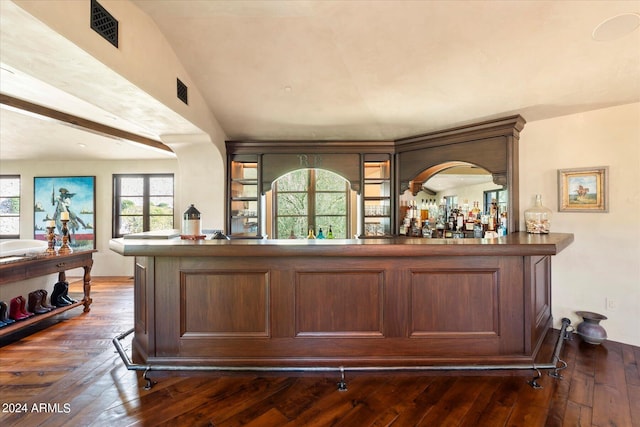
[111,232,573,368]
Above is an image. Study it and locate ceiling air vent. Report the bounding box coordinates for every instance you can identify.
[177,78,188,105]
[91,0,118,48]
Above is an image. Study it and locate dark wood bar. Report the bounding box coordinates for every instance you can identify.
[110,233,573,368]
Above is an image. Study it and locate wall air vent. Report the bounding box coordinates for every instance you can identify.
[177,78,188,105]
[91,0,118,48]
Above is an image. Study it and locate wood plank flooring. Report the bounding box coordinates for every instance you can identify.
[0,277,638,426]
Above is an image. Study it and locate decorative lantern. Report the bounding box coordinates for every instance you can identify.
[182,204,202,237]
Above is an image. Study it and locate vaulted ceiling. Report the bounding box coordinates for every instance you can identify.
[1,0,639,161]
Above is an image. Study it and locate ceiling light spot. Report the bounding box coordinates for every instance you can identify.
[284,86,292,92]
[77,143,87,148]
[592,13,640,41]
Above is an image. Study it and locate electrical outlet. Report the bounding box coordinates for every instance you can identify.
[606,297,617,311]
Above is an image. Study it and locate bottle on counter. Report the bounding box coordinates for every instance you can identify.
[456,207,464,231]
[410,218,422,237]
[498,212,508,236]
[307,228,316,239]
[421,220,432,238]
[432,200,439,224]
[420,199,428,222]
[473,221,484,238]
[471,201,481,221]
[288,229,296,239]
[327,225,334,239]
[465,210,475,231]
[316,228,325,239]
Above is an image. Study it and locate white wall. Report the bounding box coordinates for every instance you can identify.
[0,159,178,276]
[520,102,640,346]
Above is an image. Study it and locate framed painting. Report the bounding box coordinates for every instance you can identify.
[34,176,96,249]
[558,166,608,212]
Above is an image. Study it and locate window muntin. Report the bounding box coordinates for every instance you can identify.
[113,174,174,237]
[273,169,348,239]
[0,175,20,238]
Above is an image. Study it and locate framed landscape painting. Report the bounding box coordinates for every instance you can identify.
[34,176,96,249]
[558,166,608,212]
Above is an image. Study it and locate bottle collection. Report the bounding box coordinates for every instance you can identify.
[304,226,334,239]
[400,198,507,239]
[0,281,77,328]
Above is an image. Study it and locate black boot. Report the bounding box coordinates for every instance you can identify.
[60,281,77,304]
[0,301,15,326]
[51,282,71,307]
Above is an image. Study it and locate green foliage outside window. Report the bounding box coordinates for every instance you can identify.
[114,174,174,237]
[274,169,348,239]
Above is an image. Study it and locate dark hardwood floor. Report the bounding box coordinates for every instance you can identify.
[0,277,638,426]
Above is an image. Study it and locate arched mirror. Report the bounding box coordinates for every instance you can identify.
[400,161,508,237]
[396,115,525,234]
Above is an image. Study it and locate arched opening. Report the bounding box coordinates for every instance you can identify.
[268,168,352,239]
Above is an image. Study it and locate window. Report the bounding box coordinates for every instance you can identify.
[0,175,20,238]
[273,169,349,239]
[113,174,174,237]
[483,189,508,215]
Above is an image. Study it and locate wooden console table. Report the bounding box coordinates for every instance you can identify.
[0,250,95,337]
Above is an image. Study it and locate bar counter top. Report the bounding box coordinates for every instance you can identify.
[109,231,574,258]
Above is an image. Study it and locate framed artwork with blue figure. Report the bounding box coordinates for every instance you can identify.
[34,176,96,249]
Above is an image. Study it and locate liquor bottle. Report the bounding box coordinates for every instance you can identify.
[327,225,334,239]
[465,213,475,232]
[472,201,481,221]
[307,228,315,239]
[481,214,490,233]
[316,228,325,239]
[467,203,475,222]
[288,229,296,239]
[410,218,421,237]
[497,213,507,237]
[456,207,464,231]
[461,199,470,220]
[421,220,432,238]
[420,199,429,223]
[435,213,445,238]
[473,221,484,238]
[448,207,456,231]
[439,198,447,221]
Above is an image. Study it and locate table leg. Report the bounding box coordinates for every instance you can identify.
[82,259,94,312]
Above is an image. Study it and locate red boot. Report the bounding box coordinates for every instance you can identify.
[18,296,34,318]
[9,297,28,320]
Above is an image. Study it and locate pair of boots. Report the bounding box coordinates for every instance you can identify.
[28,289,55,314]
[8,296,34,321]
[50,281,77,307]
[0,301,16,327]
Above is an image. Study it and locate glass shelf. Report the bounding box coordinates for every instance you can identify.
[363,156,392,236]
[228,159,260,238]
